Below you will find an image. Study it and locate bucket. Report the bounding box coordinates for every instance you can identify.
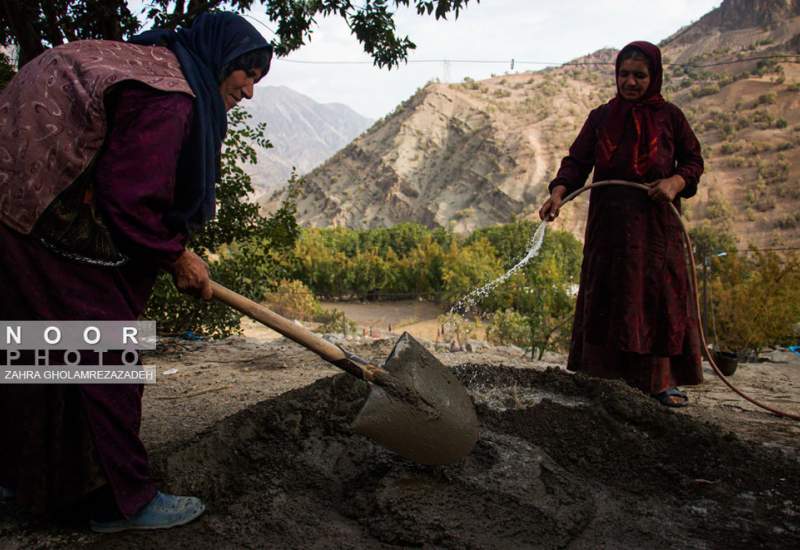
[712,350,738,376]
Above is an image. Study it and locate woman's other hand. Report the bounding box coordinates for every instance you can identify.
[539,185,567,221]
[648,175,686,203]
[172,249,212,301]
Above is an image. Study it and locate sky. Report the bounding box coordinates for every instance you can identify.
[130,1,723,119]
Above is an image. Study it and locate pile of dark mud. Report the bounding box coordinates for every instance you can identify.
[6,365,800,548]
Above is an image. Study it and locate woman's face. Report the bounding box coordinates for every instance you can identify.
[617,58,651,101]
[219,67,264,111]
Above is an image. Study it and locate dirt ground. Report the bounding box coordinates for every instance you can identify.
[1,303,799,549]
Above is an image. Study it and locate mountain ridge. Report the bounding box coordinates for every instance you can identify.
[270,0,800,248]
[242,85,373,194]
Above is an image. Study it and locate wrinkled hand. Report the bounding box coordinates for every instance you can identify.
[172,249,212,301]
[539,185,567,221]
[648,175,686,203]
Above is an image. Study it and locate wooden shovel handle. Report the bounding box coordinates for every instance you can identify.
[210,280,347,363]
[211,282,437,412]
[211,280,393,385]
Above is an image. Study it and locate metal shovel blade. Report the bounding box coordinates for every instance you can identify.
[351,332,480,465]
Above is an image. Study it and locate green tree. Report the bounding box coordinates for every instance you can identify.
[442,238,504,304]
[193,107,276,253]
[711,250,800,356]
[476,223,582,359]
[349,249,390,300]
[263,279,322,321]
[485,308,528,348]
[143,111,300,337]
[394,234,447,296]
[292,229,351,298]
[0,0,140,65]
[689,222,738,261]
[468,219,537,269]
[143,229,295,338]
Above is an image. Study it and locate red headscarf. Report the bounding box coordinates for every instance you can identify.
[597,41,666,178]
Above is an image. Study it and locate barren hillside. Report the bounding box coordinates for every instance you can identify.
[268,0,800,247]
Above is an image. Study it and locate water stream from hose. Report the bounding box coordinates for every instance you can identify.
[449,221,549,317]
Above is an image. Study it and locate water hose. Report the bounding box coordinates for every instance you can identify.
[558,179,800,421]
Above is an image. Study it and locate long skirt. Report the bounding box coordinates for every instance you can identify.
[0,225,157,518]
[566,188,704,394]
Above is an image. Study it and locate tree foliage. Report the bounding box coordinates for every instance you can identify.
[711,250,800,356]
[441,238,504,303]
[193,106,281,253]
[689,222,738,261]
[143,110,300,338]
[289,221,584,357]
[0,0,139,65]
[263,279,322,321]
[475,224,582,359]
[1,0,479,68]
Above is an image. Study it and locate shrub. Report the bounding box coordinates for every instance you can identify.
[754,194,776,212]
[316,308,358,335]
[756,156,789,182]
[776,213,800,229]
[486,309,528,347]
[750,109,774,128]
[756,92,776,106]
[263,279,321,321]
[437,312,478,347]
[705,195,732,222]
[725,155,746,168]
[691,83,720,98]
[751,58,781,77]
[718,141,742,155]
[712,250,800,355]
[461,76,479,90]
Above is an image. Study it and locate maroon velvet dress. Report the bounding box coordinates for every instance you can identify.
[550,101,705,395]
[0,84,192,518]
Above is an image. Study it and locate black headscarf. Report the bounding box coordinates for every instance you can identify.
[131,11,272,233]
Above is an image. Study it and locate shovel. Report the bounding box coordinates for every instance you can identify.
[210,281,480,465]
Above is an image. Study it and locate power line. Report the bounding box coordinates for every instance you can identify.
[735,246,800,253]
[275,53,800,69]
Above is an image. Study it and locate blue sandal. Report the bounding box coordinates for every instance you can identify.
[90,491,205,533]
[654,387,688,408]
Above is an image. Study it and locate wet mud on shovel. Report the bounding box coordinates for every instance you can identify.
[210,281,480,465]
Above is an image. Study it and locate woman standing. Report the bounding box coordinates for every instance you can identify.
[0,12,271,531]
[539,41,704,407]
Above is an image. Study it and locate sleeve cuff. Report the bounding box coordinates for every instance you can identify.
[676,171,698,199]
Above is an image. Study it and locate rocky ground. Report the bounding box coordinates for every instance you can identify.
[1,325,799,549]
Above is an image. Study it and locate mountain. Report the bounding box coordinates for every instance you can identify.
[275,0,800,247]
[242,85,373,194]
